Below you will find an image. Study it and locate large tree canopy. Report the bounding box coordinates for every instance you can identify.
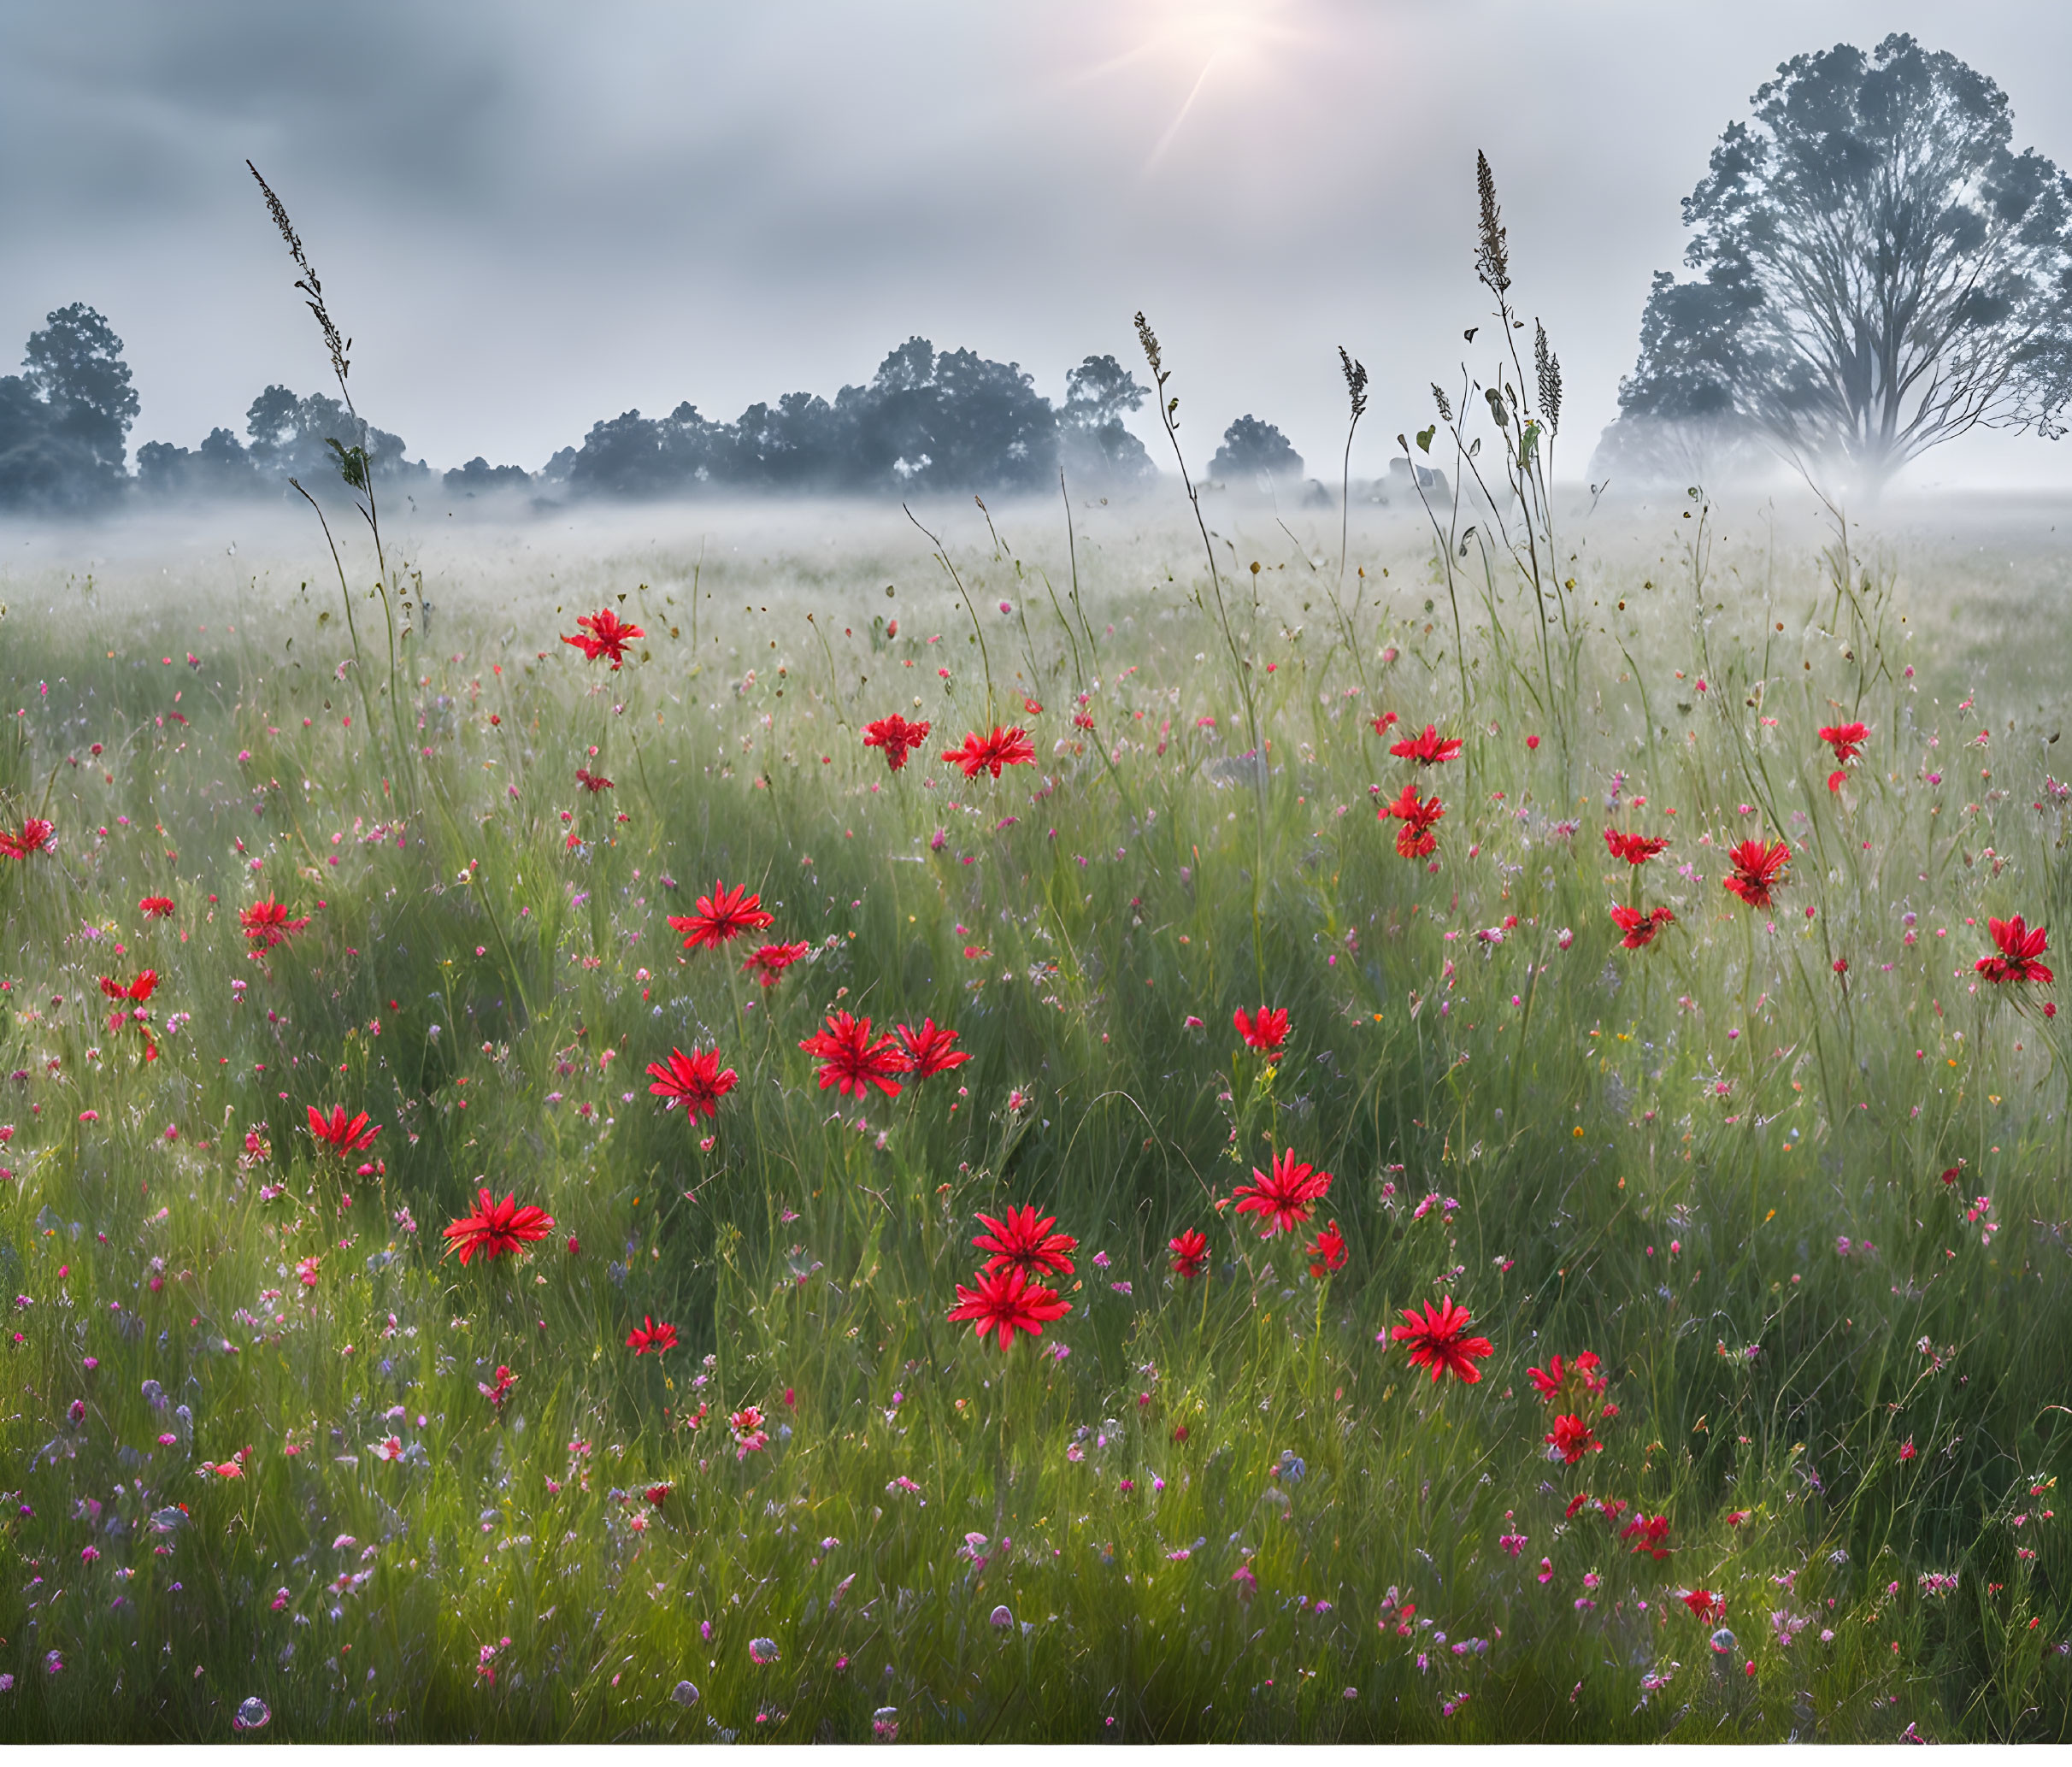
[1600,34,2072,488]
[0,304,138,509]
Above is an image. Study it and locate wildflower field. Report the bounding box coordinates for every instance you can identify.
[2,485,2071,1745]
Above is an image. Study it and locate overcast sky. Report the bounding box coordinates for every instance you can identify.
[6,0,2072,488]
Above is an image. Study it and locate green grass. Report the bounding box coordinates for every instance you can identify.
[0,494,2069,1740]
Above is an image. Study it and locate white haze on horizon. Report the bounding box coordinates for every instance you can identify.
[7,480,2072,622]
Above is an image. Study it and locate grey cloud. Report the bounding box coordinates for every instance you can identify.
[3,3,515,208]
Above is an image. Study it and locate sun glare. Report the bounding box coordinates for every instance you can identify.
[1067,0,1313,170]
[1142,0,1286,66]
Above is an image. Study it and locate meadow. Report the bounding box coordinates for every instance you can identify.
[2,480,2071,1742]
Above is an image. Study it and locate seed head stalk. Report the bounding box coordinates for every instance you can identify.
[248,159,416,810]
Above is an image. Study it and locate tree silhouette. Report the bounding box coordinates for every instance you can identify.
[1060,354,1155,486]
[567,410,673,498]
[1210,414,1303,483]
[138,427,260,498]
[244,385,415,492]
[730,392,844,491]
[129,335,1159,504]
[0,304,137,507]
[0,377,91,508]
[444,456,531,496]
[23,303,138,490]
[1603,34,2072,489]
[928,348,1056,492]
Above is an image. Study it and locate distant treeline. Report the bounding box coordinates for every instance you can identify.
[0,309,1316,512]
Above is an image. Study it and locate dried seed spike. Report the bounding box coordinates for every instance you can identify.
[248,159,351,391]
[1339,347,1369,422]
[1474,149,1510,295]
[1535,320,1563,436]
[1133,311,1164,382]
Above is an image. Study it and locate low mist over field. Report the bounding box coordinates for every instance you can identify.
[8,483,2072,709]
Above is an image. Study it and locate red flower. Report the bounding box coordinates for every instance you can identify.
[941,726,1035,779]
[646,1046,739,1121]
[626,1316,678,1356]
[98,970,161,1059]
[971,1205,1077,1279]
[1526,1351,1606,1401]
[1899,1438,1916,1462]
[946,1264,1071,1350]
[862,714,931,771]
[1305,1219,1348,1278]
[1389,724,1463,766]
[799,1010,912,1099]
[740,940,811,987]
[1545,1412,1604,1464]
[644,1482,674,1505]
[1603,828,1669,865]
[239,899,311,950]
[668,879,774,951]
[138,895,175,918]
[1621,1513,1672,1559]
[574,766,614,792]
[896,1017,971,1077]
[561,608,645,669]
[1976,915,2053,985]
[1232,1146,1333,1237]
[1388,1295,1493,1384]
[0,816,55,859]
[1169,1229,1210,1281]
[441,1190,556,1265]
[1233,1006,1289,1053]
[1610,904,1675,949]
[1818,722,1869,766]
[307,1104,380,1153]
[1382,784,1446,858]
[1683,1589,1725,1625]
[1722,838,1790,910]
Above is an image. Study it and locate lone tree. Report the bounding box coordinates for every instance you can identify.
[1602,34,2072,491]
